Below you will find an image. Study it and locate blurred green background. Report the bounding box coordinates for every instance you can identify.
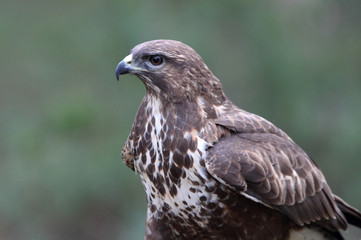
[1,0,360,239]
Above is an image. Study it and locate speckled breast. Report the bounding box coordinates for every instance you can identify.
[128,96,230,229]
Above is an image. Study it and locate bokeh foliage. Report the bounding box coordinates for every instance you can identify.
[1,0,360,239]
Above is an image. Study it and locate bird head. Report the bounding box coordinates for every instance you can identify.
[116,40,225,103]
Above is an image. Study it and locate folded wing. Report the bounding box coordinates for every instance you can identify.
[205,107,348,230]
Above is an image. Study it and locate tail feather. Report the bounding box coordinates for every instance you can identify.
[334,195,361,228]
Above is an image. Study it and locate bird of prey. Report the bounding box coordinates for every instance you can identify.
[115,40,361,240]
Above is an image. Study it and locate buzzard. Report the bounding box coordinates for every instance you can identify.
[115,40,361,240]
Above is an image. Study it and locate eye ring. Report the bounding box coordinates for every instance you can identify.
[149,55,164,66]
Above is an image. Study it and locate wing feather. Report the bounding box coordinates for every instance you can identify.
[205,132,347,230]
[122,137,135,171]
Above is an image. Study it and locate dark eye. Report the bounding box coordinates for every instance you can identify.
[149,55,164,66]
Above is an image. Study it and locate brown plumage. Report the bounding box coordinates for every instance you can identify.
[115,39,361,240]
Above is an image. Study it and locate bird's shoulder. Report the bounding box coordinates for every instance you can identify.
[213,102,292,140]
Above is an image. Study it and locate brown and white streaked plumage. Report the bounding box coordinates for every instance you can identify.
[115,40,361,240]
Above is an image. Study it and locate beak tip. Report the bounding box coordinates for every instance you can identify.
[115,60,131,81]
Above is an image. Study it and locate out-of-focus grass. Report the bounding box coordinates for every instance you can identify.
[1,0,360,239]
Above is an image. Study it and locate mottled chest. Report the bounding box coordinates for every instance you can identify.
[128,97,223,224]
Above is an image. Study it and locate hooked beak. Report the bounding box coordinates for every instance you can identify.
[115,54,133,80]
